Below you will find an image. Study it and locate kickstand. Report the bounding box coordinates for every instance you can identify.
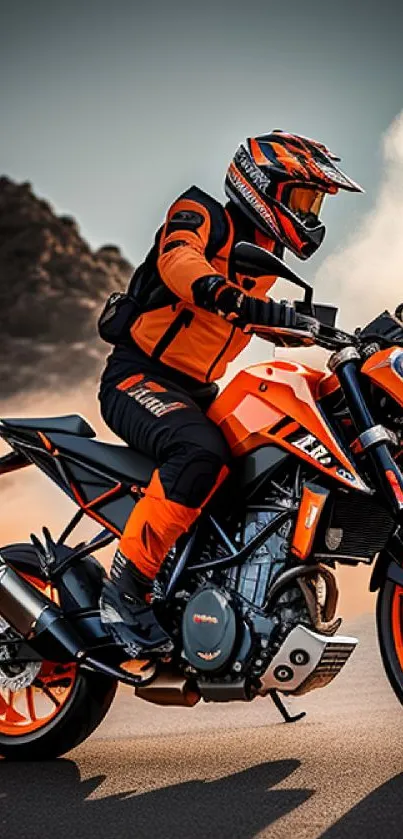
[269,689,306,724]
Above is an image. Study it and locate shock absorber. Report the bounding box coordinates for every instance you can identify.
[329,347,403,514]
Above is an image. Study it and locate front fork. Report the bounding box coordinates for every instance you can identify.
[330,347,403,516]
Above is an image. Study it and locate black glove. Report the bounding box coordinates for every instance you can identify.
[240,296,297,328]
[240,296,320,340]
[192,275,317,332]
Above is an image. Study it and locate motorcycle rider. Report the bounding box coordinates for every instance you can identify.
[99,130,362,656]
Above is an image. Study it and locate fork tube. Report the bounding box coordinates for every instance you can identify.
[330,348,403,514]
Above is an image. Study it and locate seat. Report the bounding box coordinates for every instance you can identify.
[47,432,156,485]
[1,414,96,438]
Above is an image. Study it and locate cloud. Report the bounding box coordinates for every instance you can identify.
[316,110,403,331]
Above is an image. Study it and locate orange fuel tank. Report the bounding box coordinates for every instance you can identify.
[208,360,368,492]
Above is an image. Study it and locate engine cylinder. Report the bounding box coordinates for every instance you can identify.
[224,509,291,607]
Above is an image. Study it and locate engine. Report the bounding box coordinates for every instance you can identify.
[180,504,311,700]
[144,466,358,708]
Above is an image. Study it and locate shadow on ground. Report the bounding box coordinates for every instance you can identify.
[320,773,403,838]
[0,758,312,839]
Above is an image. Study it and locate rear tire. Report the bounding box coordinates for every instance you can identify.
[0,542,117,760]
[376,579,403,705]
[0,670,117,761]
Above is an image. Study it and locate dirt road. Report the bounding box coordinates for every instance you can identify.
[2,613,403,838]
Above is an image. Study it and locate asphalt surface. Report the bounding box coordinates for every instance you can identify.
[2,612,403,839]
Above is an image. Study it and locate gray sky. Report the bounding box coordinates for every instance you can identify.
[1,0,403,279]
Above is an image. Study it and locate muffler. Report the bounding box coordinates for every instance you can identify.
[135,672,200,707]
[0,557,86,661]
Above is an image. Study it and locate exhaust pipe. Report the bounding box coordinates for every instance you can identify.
[135,672,200,707]
[0,558,86,661]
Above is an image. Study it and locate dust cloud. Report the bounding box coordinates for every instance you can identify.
[316,110,403,329]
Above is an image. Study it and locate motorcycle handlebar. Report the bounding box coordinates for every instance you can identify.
[248,319,357,351]
[314,322,357,351]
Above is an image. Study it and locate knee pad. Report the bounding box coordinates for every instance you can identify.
[160,447,227,508]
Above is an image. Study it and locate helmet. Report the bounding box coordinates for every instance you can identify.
[225,130,363,259]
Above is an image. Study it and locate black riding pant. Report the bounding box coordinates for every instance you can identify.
[98,343,230,509]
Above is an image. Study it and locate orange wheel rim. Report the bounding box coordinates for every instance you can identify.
[391,584,403,669]
[0,573,77,737]
[0,662,77,736]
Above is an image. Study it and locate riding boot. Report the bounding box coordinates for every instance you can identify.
[100,471,202,656]
[100,548,173,658]
[100,468,228,657]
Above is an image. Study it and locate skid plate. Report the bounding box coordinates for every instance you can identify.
[258,624,358,696]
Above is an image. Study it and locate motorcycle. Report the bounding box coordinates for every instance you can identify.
[1,242,403,760]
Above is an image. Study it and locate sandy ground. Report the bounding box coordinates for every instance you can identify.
[2,612,403,838]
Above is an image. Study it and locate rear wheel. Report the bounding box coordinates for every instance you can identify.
[376,579,403,704]
[0,548,117,760]
[0,666,117,761]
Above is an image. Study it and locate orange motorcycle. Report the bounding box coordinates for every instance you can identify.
[0,242,403,760]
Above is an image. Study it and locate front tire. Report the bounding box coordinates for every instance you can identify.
[376,579,403,704]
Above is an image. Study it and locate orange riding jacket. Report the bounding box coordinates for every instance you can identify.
[128,186,278,383]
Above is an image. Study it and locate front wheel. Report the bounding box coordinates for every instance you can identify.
[376,579,403,705]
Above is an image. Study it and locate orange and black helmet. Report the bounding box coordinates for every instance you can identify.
[225,130,363,259]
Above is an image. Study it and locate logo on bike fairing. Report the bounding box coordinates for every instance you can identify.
[290,433,335,467]
[336,467,356,484]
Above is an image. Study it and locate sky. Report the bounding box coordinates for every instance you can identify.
[1,0,403,282]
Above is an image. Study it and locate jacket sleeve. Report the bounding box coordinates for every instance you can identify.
[157,194,288,329]
[157,195,242,313]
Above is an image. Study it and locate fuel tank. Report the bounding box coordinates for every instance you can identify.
[208,361,368,492]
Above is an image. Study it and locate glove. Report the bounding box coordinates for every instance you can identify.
[240,297,320,342]
[240,296,297,328]
[192,275,317,332]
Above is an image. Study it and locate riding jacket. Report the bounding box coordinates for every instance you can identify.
[127,186,279,383]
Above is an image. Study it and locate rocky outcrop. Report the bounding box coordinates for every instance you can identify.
[0,177,133,397]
